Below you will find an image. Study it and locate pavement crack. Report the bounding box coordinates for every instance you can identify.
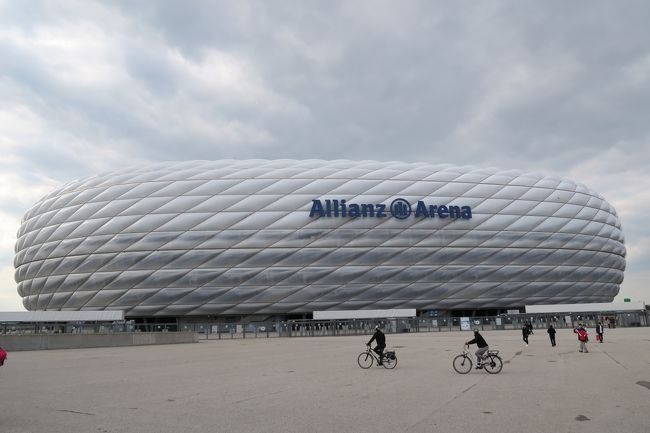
[602,351,628,370]
[460,383,477,395]
[57,409,95,416]
[233,389,286,404]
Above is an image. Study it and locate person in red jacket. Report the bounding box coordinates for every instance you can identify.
[574,323,589,353]
[0,346,7,366]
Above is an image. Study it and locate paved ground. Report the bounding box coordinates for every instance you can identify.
[1,327,649,433]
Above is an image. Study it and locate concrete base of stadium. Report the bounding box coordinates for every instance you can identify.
[1,328,648,433]
[0,331,197,351]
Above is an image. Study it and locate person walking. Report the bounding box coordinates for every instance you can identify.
[596,321,604,343]
[574,323,589,353]
[527,321,534,335]
[547,324,557,347]
[522,325,530,346]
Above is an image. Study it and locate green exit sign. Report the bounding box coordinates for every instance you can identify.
[624,298,631,302]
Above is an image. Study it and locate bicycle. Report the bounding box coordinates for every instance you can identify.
[452,345,503,374]
[357,346,397,369]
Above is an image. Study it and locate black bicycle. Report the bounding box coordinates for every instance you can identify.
[453,345,503,374]
[358,346,397,369]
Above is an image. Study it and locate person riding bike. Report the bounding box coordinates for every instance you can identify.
[367,325,386,365]
[465,328,489,369]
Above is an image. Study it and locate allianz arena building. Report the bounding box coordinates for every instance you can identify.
[14,160,626,321]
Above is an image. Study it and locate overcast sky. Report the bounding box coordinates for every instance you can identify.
[1,1,648,310]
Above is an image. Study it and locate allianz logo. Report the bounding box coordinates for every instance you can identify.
[309,198,472,220]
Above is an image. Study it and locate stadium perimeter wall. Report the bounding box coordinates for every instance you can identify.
[0,331,197,351]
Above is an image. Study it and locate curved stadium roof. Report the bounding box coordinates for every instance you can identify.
[14,160,626,317]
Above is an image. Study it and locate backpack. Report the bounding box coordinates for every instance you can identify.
[0,346,6,366]
[577,329,588,342]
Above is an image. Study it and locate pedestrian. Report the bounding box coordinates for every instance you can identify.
[596,321,604,343]
[527,321,534,335]
[547,324,557,347]
[522,325,530,346]
[574,323,589,353]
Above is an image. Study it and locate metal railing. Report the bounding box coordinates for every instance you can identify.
[179,310,649,339]
[2,311,647,338]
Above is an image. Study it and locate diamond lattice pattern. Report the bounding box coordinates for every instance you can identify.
[14,160,626,316]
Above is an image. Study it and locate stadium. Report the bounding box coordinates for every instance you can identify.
[14,160,626,322]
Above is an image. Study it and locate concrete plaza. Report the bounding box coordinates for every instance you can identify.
[1,327,649,433]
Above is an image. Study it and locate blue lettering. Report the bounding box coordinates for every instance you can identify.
[361,204,375,217]
[310,200,325,217]
[449,206,461,218]
[332,199,339,217]
[325,199,332,217]
[415,201,429,217]
[310,199,471,220]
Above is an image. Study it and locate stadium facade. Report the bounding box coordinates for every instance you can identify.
[14,160,626,321]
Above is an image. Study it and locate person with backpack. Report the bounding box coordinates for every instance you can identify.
[574,323,589,353]
[0,346,6,366]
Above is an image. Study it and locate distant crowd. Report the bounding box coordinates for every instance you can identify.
[520,320,605,352]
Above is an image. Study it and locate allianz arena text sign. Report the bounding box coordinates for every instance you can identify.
[309,198,473,220]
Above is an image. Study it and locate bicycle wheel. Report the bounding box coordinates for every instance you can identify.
[382,355,397,369]
[453,354,472,374]
[483,355,503,374]
[358,352,374,369]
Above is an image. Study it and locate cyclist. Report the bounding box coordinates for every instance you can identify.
[465,328,489,369]
[367,325,386,365]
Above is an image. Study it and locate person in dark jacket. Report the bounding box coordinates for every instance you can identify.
[596,321,604,343]
[527,321,534,335]
[547,324,557,346]
[367,326,386,364]
[466,328,489,369]
[522,325,530,346]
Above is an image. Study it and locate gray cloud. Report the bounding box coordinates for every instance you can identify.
[0,0,649,309]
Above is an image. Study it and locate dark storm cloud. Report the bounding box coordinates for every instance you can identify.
[0,0,649,308]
